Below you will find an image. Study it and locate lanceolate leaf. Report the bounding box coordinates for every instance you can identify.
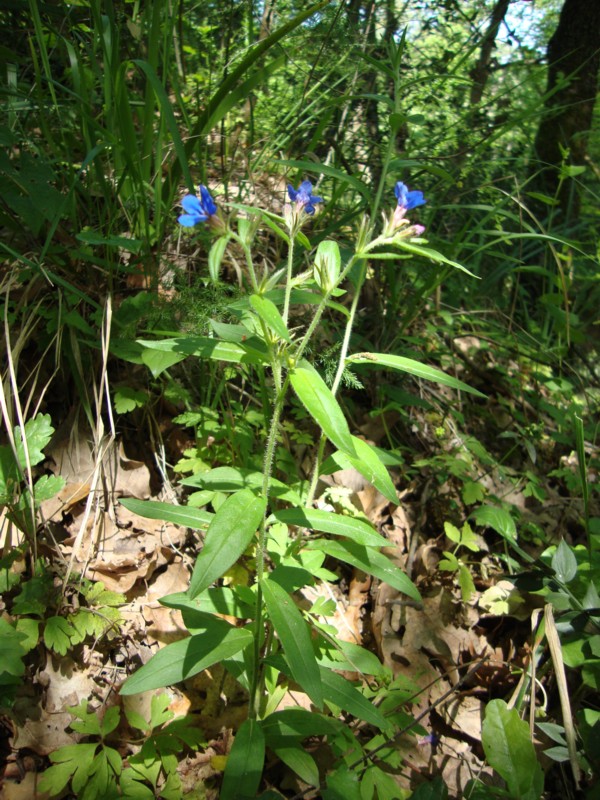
[189,489,266,598]
[346,435,397,503]
[250,294,291,342]
[220,719,265,800]
[119,498,213,529]
[482,700,544,800]
[320,668,389,730]
[270,507,388,547]
[120,624,253,694]
[304,539,421,602]
[290,365,355,457]
[137,336,269,367]
[261,577,323,709]
[345,353,485,398]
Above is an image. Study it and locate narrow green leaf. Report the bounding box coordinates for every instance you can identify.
[250,294,291,342]
[119,498,213,529]
[189,489,266,598]
[261,709,342,743]
[482,700,544,800]
[160,587,255,620]
[208,236,230,283]
[320,668,388,730]
[137,336,268,365]
[290,365,355,456]
[304,539,421,602]
[261,577,323,709]
[220,719,265,800]
[270,508,388,547]
[120,625,253,694]
[132,59,194,191]
[345,353,485,398]
[346,436,398,504]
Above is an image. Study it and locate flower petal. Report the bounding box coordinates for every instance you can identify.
[406,190,426,210]
[178,214,201,227]
[199,185,217,216]
[181,195,206,216]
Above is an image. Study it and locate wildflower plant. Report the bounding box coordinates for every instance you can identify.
[119,173,483,797]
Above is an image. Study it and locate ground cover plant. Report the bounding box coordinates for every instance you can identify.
[1,0,599,798]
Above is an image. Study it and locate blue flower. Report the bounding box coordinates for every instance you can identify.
[178,185,218,227]
[287,180,323,216]
[394,181,426,211]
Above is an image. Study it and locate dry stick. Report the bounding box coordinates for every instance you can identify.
[544,604,581,788]
[288,659,486,800]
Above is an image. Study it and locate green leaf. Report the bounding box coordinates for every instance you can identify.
[290,364,355,456]
[189,489,266,598]
[119,498,213,529]
[181,466,302,505]
[270,507,388,547]
[261,708,343,743]
[137,336,268,366]
[462,480,485,506]
[304,539,421,603]
[551,539,577,584]
[0,445,20,504]
[0,617,27,676]
[33,474,65,504]
[208,235,231,283]
[141,347,186,377]
[406,776,449,799]
[342,436,398,504]
[458,563,476,602]
[120,625,253,694]
[15,414,55,468]
[76,231,143,252]
[220,719,265,800]
[44,616,76,656]
[323,763,362,799]
[39,743,98,796]
[444,522,461,544]
[250,294,291,342]
[320,668,389,730]
[161,587,255,620]
[113,387,148,414]
[100,706,121,737]
[361,764,409,799]
[272,745,319,786]
[482,699,544,800]
[261,576,323,709]
[345,353,485,398]
[471,505,517,544]
[313,240,341,291]
[376,241,477,278]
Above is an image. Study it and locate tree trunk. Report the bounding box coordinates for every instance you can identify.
[532,0,600,215]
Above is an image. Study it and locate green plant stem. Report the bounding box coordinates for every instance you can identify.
[249,361,289,719]
[230,232,260,293]
[282,234,295,325]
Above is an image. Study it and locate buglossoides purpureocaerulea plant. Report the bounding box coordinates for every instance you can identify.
[118,176,483,797]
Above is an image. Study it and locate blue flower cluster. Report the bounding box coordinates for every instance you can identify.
[178,185,218,227]
[394,181,426,211]
[287,180,323,216]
